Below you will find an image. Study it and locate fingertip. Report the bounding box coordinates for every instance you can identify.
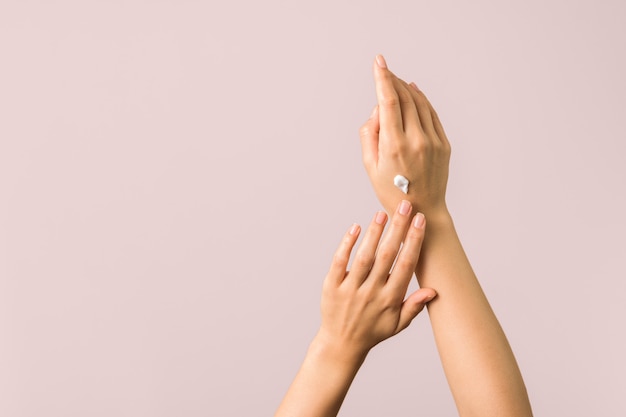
[349,223,361,236]
[398,200,412,216]
[375,54,387,69]
[374,211,387,225]
[413,212,425,229]
[422,288,438,302]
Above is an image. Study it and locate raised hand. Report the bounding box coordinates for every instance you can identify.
[357,56,534,417]
[359,54,451,219]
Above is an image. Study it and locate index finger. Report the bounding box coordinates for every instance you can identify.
[326,223,361,287]
[373,55,403,136]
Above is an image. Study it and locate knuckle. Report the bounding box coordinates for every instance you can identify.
[398,89,412,103]
[432,140,450,158]
[380,95,400,108]
[415,92,428,106]
[382,293,401,309]
[353,252,373,269]
[395,139,408,152]
[407,226,425,241]
[359,287,377,305]
[332,252,349,268]
[436,143,450,157]
[387,149,400,159]
[415,138,431,152]
[359,123,372,137]
[377,248,397,264]
[392,213,409,228]
[395,257,415,272]
[383,141,402,158]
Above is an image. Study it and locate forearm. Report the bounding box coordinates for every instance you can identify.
[358,55,531,415]
[274,333,367,417]
[417,210,532,417]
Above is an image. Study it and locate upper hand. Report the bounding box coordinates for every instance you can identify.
[359,55,451,218]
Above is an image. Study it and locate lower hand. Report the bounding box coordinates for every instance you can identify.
[317,200,437,359]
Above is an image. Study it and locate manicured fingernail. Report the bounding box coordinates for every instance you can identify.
[425,291,437,302]
[375,211,387,225]
[375,54,387,68]
[349,223,360,235]
[409,82,420,92]
[413,213,425,228]
[399,200,411,216]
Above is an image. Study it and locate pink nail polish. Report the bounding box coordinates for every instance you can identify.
[413,213,425,228]
[399,200,411,216]
[376,54,387,69]
[349,223,360,235]
[375,211,387,225]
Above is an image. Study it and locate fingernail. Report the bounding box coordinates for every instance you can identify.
[375,54,387,68]
[425,292,437,302]
[370,105,378,118]
[413,213,425,228]
[349,223,360,235]
[409,82,420,92]
[375,211,387,225]
[399,200,411,216]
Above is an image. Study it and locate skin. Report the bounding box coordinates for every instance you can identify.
[358,54,534,417]
[275,54,533,417]
[274,201,437,417]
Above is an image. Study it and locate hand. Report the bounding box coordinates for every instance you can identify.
[317,200,437,359]
[359,55,451,218]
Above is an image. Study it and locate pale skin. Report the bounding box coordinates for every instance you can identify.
[275,55,533,417]
[359,54,534,417]
[274,200,436,417]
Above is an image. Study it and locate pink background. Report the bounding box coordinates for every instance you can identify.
[1,1,625,416]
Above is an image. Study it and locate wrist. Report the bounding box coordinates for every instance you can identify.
[422,206,453,228]
[383,199,450,221]
[310,331,369,370]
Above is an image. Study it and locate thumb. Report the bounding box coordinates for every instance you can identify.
[395,288,437,334]
[359,105,380,171]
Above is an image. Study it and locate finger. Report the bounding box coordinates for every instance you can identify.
[347,210,388,286]
[359,105,380,172]
[368,200,413,284]
[406,82,437,140]
[391,75,420,136]
[373,55,403,136]
[395,288,437,334]
[326,223,361,286]
[428,100,451,149]
[409,83,450,148]
[387,212,426,291]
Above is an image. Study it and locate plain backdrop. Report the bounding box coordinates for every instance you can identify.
[1,0,625,416]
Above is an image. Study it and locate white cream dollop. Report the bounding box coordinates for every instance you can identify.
[393,175,409,194]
